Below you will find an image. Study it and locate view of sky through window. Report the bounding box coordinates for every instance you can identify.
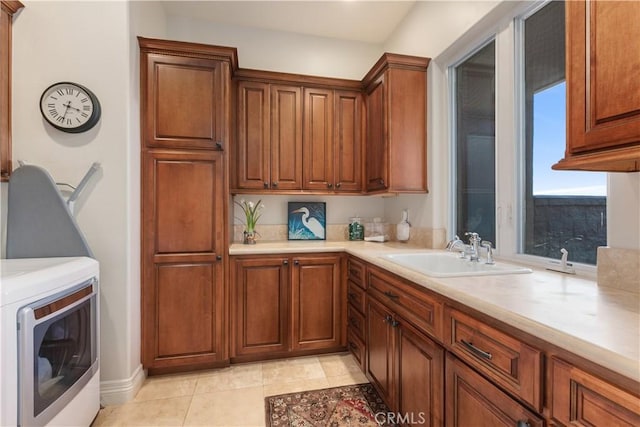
[532,82,606,196]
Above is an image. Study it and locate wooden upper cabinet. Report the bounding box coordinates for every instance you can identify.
[0,1,23,182]
[303,87,334,191]
[554,0,640,172]
[236,80,271,190]
[363,53,430,193]
[139,37,237,151]
[271,84,303,190]
[334,90,363,192]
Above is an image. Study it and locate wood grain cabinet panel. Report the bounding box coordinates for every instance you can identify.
[142,149,226,371]
[291,254,343,351]
[363,54,430,193]
[367,295,444,425]
[303,87,334,191]
[445,353,544,427]
[333,90,363,192]
[236,80,270,190]
[141,52,228,150]
[230,257,289,357]
[554,0,640,171]
[444,307,542,411]
[0,1,23,182]
[270,85,303,190]
[230,253,344,361]
[550,357,640,426]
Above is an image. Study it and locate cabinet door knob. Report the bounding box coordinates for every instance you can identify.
[327,183,333,188]
[283,260,289,266]
[516,421,531,427]
[215,142,223,150]
[216,255,222,261]
[294,260,300,266]
[336,182,342,188]
[379,179,385,186]
[384,315,393,324]
[263,181,269,189]
[272,181,279,187]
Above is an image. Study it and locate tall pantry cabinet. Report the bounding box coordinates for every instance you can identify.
[139,37,237,373]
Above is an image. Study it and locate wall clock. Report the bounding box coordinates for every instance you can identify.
[39,82,101,133]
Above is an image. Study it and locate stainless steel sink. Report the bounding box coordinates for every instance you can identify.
[380,252,532,278]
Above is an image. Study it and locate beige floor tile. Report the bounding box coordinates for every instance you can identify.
[183,386,265,426]
[134,376,198,402]
[195,363,263,394]
[326,370,369,387]
[91,406,117,426]
[100,396,191,426]
[261,356,324,385]
[318,352,363,377]
[263,377,330,397]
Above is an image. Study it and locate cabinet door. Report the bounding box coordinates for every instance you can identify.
[566,1,640,155]
[231,257,289,358]
[366,297,396,409]
[303,88,334,191]
[551,357,640,426]
[334,90,363,192]
[291,254,343,351]
[397,320,444,427]
[271,85,302,190]
[365,76,388,192]
[445,353,543,427]
[0,1,23,182]
[142,53,227,150]
[141,150,225,370]
[236,81,271,190]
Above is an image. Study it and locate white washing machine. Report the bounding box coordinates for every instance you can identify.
[1,257,99,426]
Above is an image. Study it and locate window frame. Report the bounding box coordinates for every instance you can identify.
[444,0,601,278]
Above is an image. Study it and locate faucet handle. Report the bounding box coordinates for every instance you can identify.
[465,232,481,242]
[481,241,494,265]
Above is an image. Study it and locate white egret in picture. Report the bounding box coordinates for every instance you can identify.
[288,202,326,240]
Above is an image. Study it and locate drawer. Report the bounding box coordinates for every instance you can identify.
[347,280,366,314]
[445,307,542,411]
[550,357,640,426]
[347,257,366,289]
[367,266,442,340]
[347,304,365,340]
[347,330,365,370]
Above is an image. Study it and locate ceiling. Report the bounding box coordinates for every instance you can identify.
[161,1,417,44]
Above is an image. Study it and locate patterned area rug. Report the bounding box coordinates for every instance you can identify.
[265,383,394,427]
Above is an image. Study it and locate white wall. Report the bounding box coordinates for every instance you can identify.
[9,0,165,403]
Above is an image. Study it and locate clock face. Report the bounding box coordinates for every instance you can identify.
[39,82,101,133]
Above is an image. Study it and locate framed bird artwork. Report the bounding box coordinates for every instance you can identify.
[288,202,326,240]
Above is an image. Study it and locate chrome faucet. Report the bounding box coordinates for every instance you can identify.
[465,232,481,261]
[481,241,494,265]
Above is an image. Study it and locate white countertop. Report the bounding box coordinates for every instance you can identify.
[230,241,640,382]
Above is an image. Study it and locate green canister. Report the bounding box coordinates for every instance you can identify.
[349,217,364,241]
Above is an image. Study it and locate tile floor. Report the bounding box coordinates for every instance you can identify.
[92,352,369,426]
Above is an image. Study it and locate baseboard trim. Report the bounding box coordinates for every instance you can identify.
[100,363,146,406]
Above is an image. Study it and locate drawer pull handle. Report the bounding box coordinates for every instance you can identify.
[461,339,493,360]
[516,421,530,427]
[384,291,399,301]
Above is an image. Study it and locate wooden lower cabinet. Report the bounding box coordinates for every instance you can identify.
[230,256,289,357]
[366,296,444,426]
[141,150,226,372]
[550,357,640,426]
[230,253,344,361]
[445,353,543,427]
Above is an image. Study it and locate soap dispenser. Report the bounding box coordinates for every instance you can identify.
[397,209,411,242]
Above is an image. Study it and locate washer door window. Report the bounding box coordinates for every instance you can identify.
[18,280,98,426]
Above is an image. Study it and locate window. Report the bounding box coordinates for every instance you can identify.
[450,1,607,267]
[453,41,496,244]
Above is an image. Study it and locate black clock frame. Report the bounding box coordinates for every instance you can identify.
[39,81,101,133]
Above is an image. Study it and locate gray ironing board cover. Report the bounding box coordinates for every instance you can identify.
[6,164,94,258]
